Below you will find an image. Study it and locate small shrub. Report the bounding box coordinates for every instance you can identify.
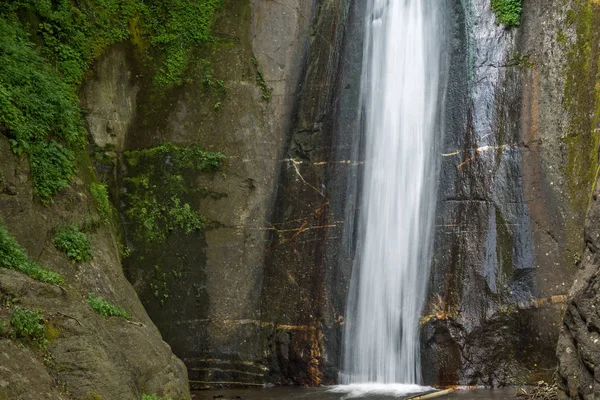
[0,225,64,285]
[90,183,114,223]
[53,225,93,263]
[88,293,130,319]
[491,0,522,27]
[10,306,47,347]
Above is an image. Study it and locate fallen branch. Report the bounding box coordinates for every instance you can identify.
[407,389,455,400]
[517,381,558,400]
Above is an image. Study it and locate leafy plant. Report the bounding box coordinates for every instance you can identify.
[0,18,82,202]
[491,0,522,27]
[0,224,64,285]
[10,306,47,347]
[53,224,93,263]
[90,183,114,224]
[88,293,130,319]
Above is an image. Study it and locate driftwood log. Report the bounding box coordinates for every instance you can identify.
[406,389,455,400]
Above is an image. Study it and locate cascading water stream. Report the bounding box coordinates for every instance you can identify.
[336,0,445,394]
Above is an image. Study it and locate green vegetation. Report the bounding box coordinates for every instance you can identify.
[509,54,535,68]
[91,183,115,224]
[0,224,64,285]
[139,0,223,88]
[125,142,225,171]
[150,265,169,305]
[562,0,600,215]
[251,56,272,101]
[1,0,223,87]
[53,224,93,263]
[557,28,568,46]
[491,0,522,27]
[0,0,223,202]
[141,394,170,400]
[82,393,105,400]
[123,143,225,244]
[88,293,130,319]
[0,18,82,202]
[9,306,47,347]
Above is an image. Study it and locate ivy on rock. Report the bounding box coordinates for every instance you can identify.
[0,0,223,202]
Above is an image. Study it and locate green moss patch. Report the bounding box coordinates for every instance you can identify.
[88,293,130,319]
[562,0,600,216]
[53,224,93,263]
[91,183,116,225]
[0,224,64,285]
[251,56,272,101]
[491,0,522,27]
[123,143,225,244]
[141,394,169,400]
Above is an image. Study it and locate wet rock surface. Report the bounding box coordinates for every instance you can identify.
[557,181,600,397]
[259,0,362,385]
[422,0,599,387]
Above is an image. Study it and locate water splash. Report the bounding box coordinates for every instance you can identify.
[341,0,446,385]
[329,383,433,399]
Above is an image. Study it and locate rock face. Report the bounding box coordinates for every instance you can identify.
[555,2,600,393]
[81,0,322,388]
[0,136,190,399]
[37,0,599,391]
[259,0,363,385]
[421,0,600,387]
[557,178,600,398]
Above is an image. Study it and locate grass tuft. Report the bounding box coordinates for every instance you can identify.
[0,224,64,285]
[88,293,130,319]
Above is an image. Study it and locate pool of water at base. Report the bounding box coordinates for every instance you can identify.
[191,387,518,400]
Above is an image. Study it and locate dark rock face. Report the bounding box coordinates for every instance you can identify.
[422,0,599,387]
[557,219,600,399]
[83,0,354,388]
[259,0,364,385]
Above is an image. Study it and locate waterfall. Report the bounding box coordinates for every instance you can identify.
[339,0,446,389]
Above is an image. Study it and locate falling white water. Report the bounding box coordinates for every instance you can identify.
[340,0,445,388]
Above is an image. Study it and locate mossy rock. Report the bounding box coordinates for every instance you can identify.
[82,393,104,400]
